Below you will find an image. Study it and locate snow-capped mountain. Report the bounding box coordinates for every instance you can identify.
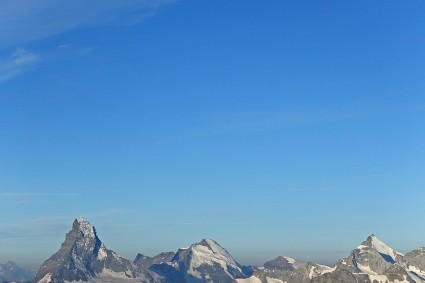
[34,218,154,283]
[31,218,425,283]
[334,234,420,282]
[240,235,425,283]
[0,261,34,282]
[151,239,252,283]
[336,234,404,274]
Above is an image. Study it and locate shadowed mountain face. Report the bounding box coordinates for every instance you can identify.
[0,261,34,282]
[34,218,154,283]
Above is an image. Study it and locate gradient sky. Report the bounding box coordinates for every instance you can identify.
[1,0,425,271]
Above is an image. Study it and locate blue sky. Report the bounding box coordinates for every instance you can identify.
[1,0,425,270]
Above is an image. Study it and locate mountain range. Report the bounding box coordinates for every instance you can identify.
[240,235,425,283]
[2,218,425,283]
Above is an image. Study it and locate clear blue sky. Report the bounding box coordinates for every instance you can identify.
[0,0,424,270]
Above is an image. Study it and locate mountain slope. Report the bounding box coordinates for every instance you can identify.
[405,248,425,280]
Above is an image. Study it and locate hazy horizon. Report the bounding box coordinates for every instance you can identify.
[0,216,421,271]
[1,0,424,273]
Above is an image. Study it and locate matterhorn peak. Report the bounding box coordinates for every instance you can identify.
[35,217,154,283]
[72,217,96,238]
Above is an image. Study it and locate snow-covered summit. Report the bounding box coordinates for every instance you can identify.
[174,238,241,273]
[158,238,252,283]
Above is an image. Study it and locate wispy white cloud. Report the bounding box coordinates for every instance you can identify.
[0,0,177,48]
[0,48,41,83]
[0,192,77,197]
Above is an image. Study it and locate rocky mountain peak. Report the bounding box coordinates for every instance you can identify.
[135,253,147,262]
[73,217,97,238]
[263,256,297,271]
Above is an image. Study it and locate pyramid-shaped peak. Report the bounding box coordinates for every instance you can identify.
[72,217,96,238]
[360,234,403,263]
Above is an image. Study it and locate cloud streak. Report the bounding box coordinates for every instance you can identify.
[0,192,77,197]
[0,48,41,83]
[0,0,176,48]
